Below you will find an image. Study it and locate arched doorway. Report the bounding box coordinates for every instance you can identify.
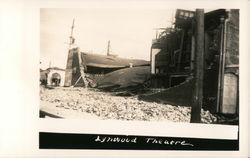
[51,73,61,86]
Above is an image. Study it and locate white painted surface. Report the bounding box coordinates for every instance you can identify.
[221,73,238,114]
[151,48,161,74]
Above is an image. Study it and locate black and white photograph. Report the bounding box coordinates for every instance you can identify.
[0,0,248,157]
[40,8,239,125]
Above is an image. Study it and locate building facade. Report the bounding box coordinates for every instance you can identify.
[150,9,239,114]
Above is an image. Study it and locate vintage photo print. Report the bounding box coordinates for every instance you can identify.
[40,8,239,125]
[38,7,241,151]
[34,0,249,156]
[0,0,248,157]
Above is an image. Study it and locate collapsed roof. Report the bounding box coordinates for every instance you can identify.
[81,52,150,68]
[96,66,151,91]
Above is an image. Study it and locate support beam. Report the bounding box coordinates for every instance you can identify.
[190,9,205,123]
[77,47,89,88]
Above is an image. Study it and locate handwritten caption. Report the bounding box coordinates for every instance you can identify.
[95,135,194,146]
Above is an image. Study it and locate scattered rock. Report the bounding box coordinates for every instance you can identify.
[40,87,217,123]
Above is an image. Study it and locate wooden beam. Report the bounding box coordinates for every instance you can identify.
[76,47,89,88]
[190,9,205,123]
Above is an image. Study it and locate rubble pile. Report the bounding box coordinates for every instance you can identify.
[40,87,217,123]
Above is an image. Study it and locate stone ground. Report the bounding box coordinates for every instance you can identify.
[40,86,217,123]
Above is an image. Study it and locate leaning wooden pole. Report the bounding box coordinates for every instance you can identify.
[190,9,205,123]
[76,47,89,88]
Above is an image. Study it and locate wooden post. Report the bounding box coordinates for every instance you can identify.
[190,9,204,123]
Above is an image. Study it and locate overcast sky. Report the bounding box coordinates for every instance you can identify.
[40,8,175,69]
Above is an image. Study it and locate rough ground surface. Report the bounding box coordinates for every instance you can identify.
[40,86,217,123]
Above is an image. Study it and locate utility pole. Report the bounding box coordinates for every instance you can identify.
[190,9,204,123]
[107,40,110,56]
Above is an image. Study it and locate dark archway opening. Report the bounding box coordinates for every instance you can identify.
[51,73,61,86]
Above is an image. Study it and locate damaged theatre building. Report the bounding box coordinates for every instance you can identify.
[142,9,239,117]
[64,47,150,91]
[41,9,239,123]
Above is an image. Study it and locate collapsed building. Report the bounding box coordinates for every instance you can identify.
[62,9,239,117]
[64,48,150,88]
[143,9,239,115]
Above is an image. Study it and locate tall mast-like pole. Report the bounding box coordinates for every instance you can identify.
[69,19,75,50]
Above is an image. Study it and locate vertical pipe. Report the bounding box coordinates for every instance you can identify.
[190,9,204,123]
[216,16,227,112]
[219,16,229,112]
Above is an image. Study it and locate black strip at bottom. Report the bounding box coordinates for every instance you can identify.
[39,132,239,150]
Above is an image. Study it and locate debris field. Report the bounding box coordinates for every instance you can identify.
[40,86,217,123]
